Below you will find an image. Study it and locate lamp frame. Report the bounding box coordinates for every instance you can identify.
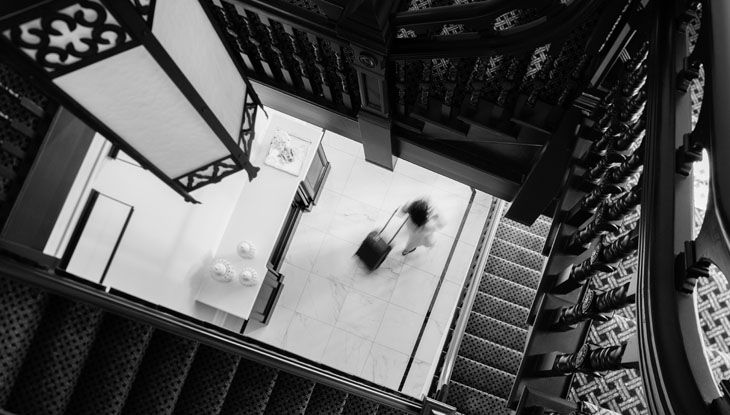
[0,0,263,203]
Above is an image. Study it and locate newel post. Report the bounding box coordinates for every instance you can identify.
[337,0,401,170]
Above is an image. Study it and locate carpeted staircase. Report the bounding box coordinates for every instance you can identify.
[444,210,551,415]
[0,275,413,415]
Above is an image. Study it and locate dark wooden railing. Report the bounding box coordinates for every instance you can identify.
[510,0,730,413]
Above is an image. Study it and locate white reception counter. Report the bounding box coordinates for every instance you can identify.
[195,113,323,320]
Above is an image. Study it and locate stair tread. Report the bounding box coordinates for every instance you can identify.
[220,359,279,415]
[341,394,379,415]
[445,381,511,415]
[173,345,241,415]
[452,356,515,399]
[6,298,103,415]
[496,223,546,252]
[376,405,413,414]
[485,255,540,289]
[491,238,546,272]
[472,291,529,329]
[458,333,522,375]
[304,384,347,415]
[500,215,552,238]
[0,278,48,405]
[479,273,536,309]
[465,312,527,352]
[263,371,316,415]
[67,315,154,415]
[122,331,199,415]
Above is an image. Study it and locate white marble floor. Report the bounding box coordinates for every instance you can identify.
[243,131,493,398]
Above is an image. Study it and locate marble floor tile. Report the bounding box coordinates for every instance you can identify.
[285,223,326,272]
[336,290,389,340]
[430,280,461,326]
[381,174,434,213]
[282,312,334,362]
[296,273,349,325]
[460,201,491,246]
[323,130,364,158]
[403,232,455,276]
[444,240,477,286]
[390,265,438,315]
[401,358,432,398]
[328,195,381,245]
[415,318,448,364]
[341,158,393,208]
[321,327,373,376]
[352,256,403,302]
[243,306,295,349]
[374,303,423,355]
[299,188,341,232]
[277,262,310,311]
[394,158,440,184]
[360,343,410,391]
[323,147,356,194]
[433,175,472,200]
[311,234,360,286]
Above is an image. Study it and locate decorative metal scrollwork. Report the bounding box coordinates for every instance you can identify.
[176,156,240,192]
[4,0,135,77]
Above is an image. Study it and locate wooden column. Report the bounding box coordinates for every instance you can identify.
[337,0,402,170]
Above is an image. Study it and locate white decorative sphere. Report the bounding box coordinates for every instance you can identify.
[237,241,257,259]
[210,259,235,283]
[238,267,260,286]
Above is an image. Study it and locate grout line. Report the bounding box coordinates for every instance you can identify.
[398,188,476,392]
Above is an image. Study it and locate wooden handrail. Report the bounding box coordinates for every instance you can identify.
[637,0,720,413]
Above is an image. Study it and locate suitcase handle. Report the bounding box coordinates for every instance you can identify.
[378,208,399,235]
[379,208,408,245]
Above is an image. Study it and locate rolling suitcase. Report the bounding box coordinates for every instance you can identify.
[355,209,408,271]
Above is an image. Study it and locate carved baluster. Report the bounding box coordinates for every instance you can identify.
[621,63,648,98]
[242,11,274,79]
[619,89,647,124]
[565,182,625,226]
[593,283,634,313]
[283,25,312,94]
[604,144,644,186]
[257,16,292,86]
[307,33,332,101]
[334,46,352,110]
[527,56,552,108]
[395,61,407,117]
[576,152,626,190]
[542,342,637,375]
[497,58,519,107]
[442,63,458,120]
[418,61,433,107]
[469,58,486,108]
[605,183,642,221]
[598,229,639,264]
[565,207,621,254]
[552,283,634,330]
[614,118,646,152]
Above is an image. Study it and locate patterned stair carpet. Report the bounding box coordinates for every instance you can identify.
[444,207,551,415]
[0,275,414,415]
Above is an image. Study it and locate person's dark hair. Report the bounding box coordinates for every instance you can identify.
[407,199,430,227]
